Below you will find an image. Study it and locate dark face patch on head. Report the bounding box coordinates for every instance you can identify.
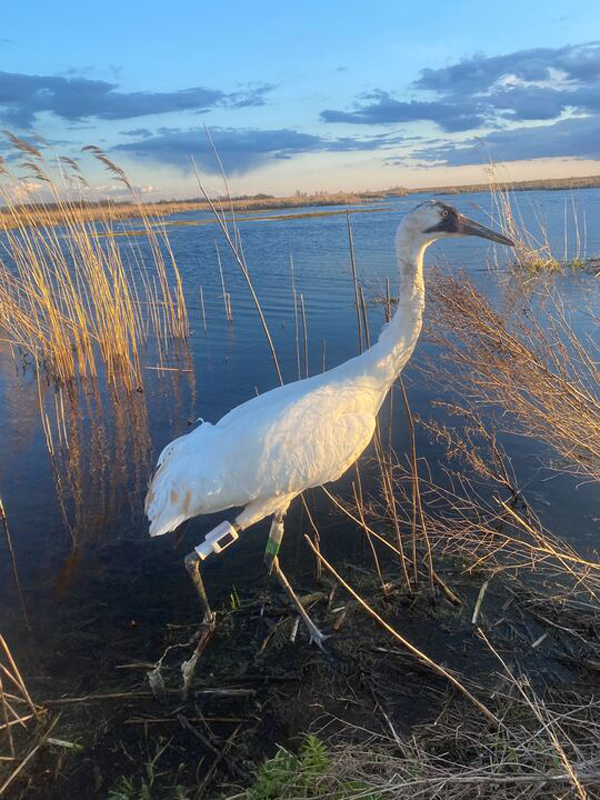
[423,202,459,234]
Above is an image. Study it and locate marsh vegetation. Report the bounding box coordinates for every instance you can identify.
[0,140,599,798]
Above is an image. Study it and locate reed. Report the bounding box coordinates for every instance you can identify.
[487,165,587,272]
[0,135,189,392]
[427,268,600,485]
[0,635,47,796]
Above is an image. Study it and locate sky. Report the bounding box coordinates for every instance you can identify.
[2,1,600,199]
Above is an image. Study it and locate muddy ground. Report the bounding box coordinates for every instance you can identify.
[3,529,598,799]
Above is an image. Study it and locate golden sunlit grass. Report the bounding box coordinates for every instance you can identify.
[0,134,189,392]
[487,165,589,273]
[0,190,390,232]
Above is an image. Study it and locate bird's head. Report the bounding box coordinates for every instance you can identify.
[401,199,514,247]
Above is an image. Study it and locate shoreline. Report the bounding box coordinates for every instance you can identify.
[2,174,600,231]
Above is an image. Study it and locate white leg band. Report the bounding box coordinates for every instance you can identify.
[195,521,239,560]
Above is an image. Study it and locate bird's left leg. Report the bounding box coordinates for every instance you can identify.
[181,520,242,697]
[184,520,242,625]
[265,513,329,650]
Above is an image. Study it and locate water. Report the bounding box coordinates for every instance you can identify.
[0,188,599,676]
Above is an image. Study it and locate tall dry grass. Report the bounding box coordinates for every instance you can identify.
[426,268,600,485]
[486,164,588,272]
[0,134,188,392]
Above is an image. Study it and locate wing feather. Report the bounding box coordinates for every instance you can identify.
[146,378,380,536]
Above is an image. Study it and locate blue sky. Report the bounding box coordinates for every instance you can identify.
[2,1,600,198]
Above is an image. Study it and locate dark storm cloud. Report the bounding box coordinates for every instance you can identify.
[0,71,273,128]
[115,126,405,173]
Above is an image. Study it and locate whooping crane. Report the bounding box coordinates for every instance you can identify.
[145,200,513,648]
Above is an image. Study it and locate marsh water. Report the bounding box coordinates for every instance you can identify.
[0,188,599,693]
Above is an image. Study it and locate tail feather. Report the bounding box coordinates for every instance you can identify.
[145,434,193,537]
[145,422,220,537]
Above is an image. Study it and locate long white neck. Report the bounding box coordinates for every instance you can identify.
[345,221,431,400]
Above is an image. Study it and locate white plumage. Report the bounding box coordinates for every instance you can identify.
[146,200,513,645]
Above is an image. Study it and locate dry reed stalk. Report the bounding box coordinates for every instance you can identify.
[199,285,207,331]
[487,165,586,272]
[0,636,45,784]
[0,713,60,798]
[0,675,15,760]
[314,698,600,799]
[0,142,189,392]
[352,477,385,593]
[0,500,29,631]
[300,494,322,581]
[191,156,283,386]
[384,413,600,606]
[215,242,232,323]
[398,379,434,593]
[0,637,39,721]
[358,285,370,348]
[346,214,363,353]
[427,269,600,485]
[290,255,302,380]
[300,293,309,378]
[479,629,588,800]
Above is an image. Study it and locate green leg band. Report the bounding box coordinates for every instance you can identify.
[264,518,284,573]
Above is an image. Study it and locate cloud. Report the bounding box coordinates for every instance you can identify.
[114,126,405,173]
[226,82,276,108]
[0,71,273,128]
[417,116,600,165]
[321,42,600,139]
[414,42,600,95]
[119,128,153,138]
[321,91,483,132]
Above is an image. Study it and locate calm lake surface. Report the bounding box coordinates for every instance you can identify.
[1,188,599,675]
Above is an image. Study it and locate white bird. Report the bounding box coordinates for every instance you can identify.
[146,200,513,647]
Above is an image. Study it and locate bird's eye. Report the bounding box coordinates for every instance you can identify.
[441,209,449,217]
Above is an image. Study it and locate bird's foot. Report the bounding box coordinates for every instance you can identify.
[305,620,332,651]
[181,613,217,699]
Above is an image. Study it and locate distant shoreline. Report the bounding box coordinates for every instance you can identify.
[409,174,600,196]
[2,174,600,230]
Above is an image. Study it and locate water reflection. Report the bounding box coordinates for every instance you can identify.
[0,189,599,631]
[0,334,196,597]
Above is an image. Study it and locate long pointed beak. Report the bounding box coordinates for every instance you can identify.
[456,214,514,246]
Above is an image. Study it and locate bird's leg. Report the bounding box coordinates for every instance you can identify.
[270,556,329,649]
[181,520,242,698]
[184,520,242,625]
[184,551,215,627]
[264,513,285,575]
[264,513,328,649]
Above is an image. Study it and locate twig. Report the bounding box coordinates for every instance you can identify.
[42,688,256,705]
[472,580,490,625]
